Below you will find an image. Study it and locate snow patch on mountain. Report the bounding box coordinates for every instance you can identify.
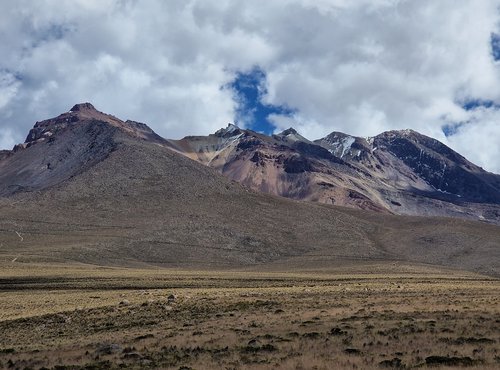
[340,136,355,158]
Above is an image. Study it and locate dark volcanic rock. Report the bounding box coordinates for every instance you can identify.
[374,131,500,203]
[280,128,298,136]
[237,138,262,151]
[292,141,343,164]
[250,151,266,166]
[124,120,168,144]
[214,123,242,138]
[282,155,313,173]
[0,150,12,162]
[70,102,96,112]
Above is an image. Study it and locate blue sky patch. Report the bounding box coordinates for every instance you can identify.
[442,122,465,137]
[226,67,296,134]
[461,98,500,111]
[491,33,500,61]
[444,98,500,136]
[29,22,74,49]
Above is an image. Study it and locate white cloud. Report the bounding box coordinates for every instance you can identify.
[0,0,499,173]
[0,72,21,110]
[445,108,500,174]
[0,127,16,150]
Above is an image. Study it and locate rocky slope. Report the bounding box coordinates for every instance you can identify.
[0,104,499,276]
[0,103,167,196]
[169,125,500,224]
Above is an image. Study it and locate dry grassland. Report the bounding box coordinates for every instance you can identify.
[0,263,499,369]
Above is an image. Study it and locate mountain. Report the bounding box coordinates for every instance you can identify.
[0,104,499,276]
[317,129,500,203]
[0,103,169,196]
[169,125,500,224]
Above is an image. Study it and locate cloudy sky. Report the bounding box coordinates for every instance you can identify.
[1,0,500,173]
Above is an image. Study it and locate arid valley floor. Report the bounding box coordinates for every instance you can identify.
[0,263,498,370]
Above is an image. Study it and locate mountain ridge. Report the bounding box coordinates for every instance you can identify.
[0,103,499,276]
[168,122,500,223]
[2,104,499,222]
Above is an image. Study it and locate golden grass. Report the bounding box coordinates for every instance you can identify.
[0,263,499,369]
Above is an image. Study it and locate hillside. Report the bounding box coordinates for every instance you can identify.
[168,125,500,224]
[0,104,498,276]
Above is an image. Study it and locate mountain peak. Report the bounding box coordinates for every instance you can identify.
[69,102,97,112]
[214,123,242,138]
[16,103,142,152]
[399,128,417,135]
[273,127,312,145]
[377,129,421,139]
[322,131,354,141]
[279,127,298,136]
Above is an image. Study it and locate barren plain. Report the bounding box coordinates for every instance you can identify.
[0,262,499,370]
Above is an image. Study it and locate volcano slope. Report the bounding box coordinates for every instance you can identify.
[168,125,500,224]
[0,103,499,276]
